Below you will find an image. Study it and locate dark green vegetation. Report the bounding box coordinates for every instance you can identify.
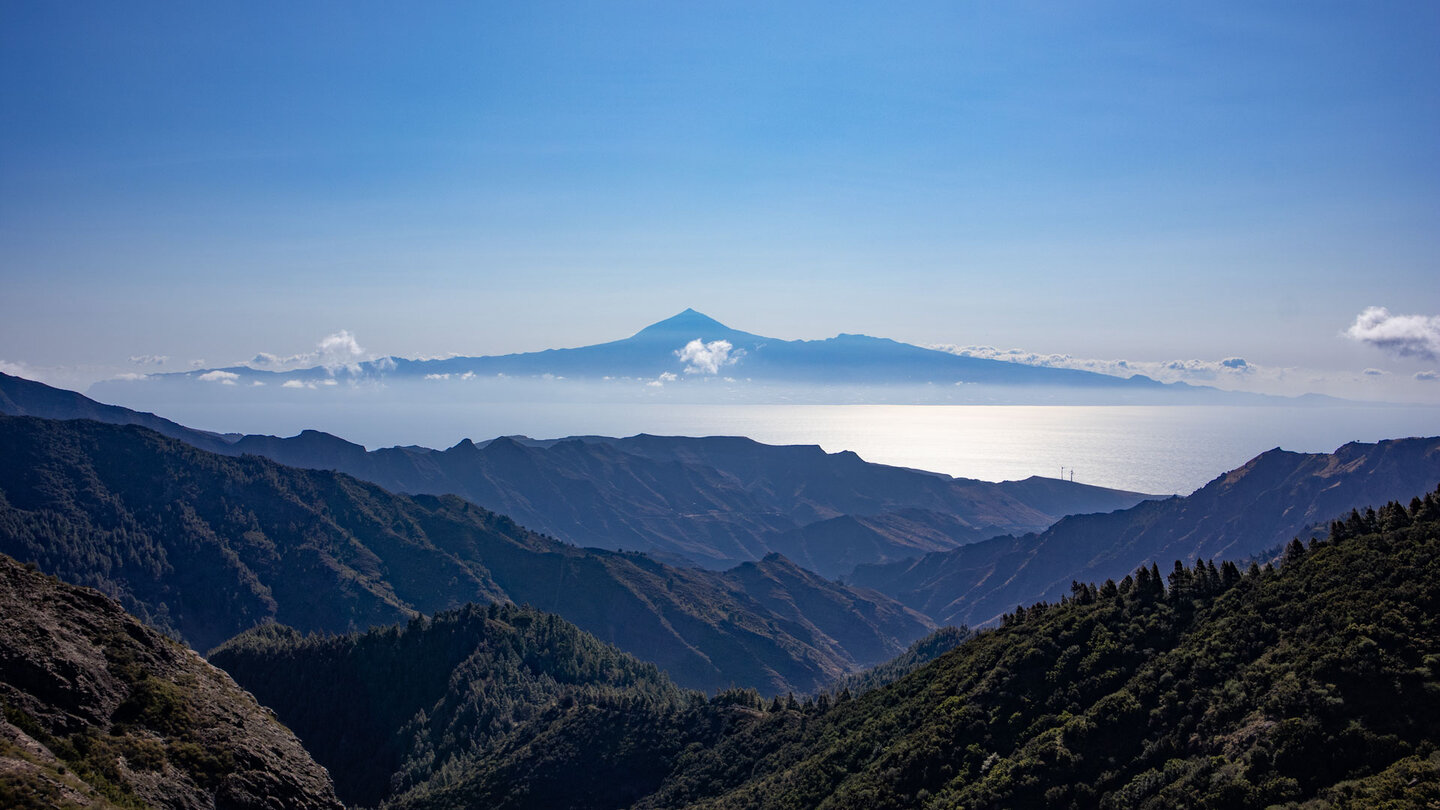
[0,552,341,809]
[211,603,692,808]
[2,370,1155,573]
[613,487,1440,808]
[856,436,1440,626]
[312,487,1436,809]
[0,415,930,693]
[826,625,972,697]
[209,606,971,809]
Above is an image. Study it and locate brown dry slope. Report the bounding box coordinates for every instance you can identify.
[0,552,342,810]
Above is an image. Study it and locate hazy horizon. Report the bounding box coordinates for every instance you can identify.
[3,4,1439,405]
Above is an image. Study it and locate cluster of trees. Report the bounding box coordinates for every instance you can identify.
[210,601,691,807]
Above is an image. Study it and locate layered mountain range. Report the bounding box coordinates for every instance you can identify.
[212,490,1440,809]
[5,365,1440,807]
[854,435,1440,626]
[2,370,1153,573]
[0,414,932,694]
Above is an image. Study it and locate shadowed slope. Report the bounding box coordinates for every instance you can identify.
[0,415,931,693]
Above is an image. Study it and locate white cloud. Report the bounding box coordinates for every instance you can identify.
[197,370,239,385]
[1362,368,1390,377]
[246,330,378,376]
[646,380,664,388]
[460,371,475,380]
[932,345,1261,384]
[251,380,265,386]
[282,380,310,389]
[1417,371,1439,382]
[128,354,168,366]
[676,339,742,375]
[424,373,451,380]
[659,371,678,382]
[318,330,365,371]
[1344,306,1440,361]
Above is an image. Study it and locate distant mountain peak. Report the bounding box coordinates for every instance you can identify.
[631,308,738,339]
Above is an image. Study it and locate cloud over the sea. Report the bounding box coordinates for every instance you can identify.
[250,330,375,375]
[1344,306,1440,361]
[932,345,1261,384]
[198,370,239,385]
[676,339,742,375]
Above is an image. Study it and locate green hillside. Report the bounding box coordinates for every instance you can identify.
[351,487,1440,808]
[628,488,1440,808]
[210,603,693,807]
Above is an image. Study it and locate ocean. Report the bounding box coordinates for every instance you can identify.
[136,398,1440,496]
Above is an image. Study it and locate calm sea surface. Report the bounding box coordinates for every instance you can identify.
[163,401,1440,496]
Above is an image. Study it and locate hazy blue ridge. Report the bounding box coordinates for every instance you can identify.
[853,435,1440,627]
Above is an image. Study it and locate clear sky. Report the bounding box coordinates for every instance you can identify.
[3,2,1439,401]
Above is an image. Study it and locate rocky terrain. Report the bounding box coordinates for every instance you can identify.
[0,552,342,809]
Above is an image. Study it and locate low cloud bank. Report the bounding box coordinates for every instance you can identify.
[933,345,1258,384]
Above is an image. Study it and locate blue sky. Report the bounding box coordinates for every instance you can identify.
[3,2,1439,401]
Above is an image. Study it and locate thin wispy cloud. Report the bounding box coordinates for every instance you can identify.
[1417,371,1439,383]
[933,345,1263,385]
[128,354,168,366]
[676,339,741,375]
[1344,307,1440,361]
[0,360,31,378]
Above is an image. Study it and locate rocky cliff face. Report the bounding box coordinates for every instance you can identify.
[0,552,342,810]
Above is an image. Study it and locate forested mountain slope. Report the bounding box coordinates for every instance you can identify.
[379,487,1440,809]
[855,436,1440,626]
[210,604,695,808]
[0,415,930,694]
[629,490,1440,808]
[0,552,342,809]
